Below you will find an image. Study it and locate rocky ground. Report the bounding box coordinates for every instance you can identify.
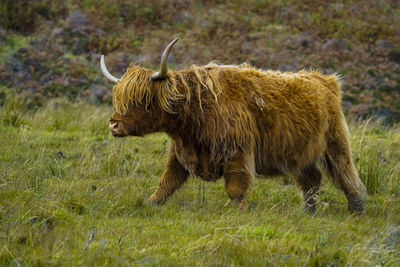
[1,0,400,120]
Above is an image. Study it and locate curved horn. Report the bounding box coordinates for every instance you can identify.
[100,55,119,84]
[151,38,179,80]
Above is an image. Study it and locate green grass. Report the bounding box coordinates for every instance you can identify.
[1,99,400,266]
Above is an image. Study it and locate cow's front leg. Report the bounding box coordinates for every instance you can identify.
[223,150,254,208]
[148,148,189,205]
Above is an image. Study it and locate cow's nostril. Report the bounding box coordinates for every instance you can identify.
[109,122,118,131]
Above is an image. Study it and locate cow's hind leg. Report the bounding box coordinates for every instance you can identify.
[223,151,254,208]
[325,122,367,214]
[324,152,365,214]
[296,162,322,213]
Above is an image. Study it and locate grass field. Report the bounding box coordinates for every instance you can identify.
[1,98,400,266]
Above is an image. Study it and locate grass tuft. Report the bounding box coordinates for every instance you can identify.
[1,93,29,127]
[351,119,400,195]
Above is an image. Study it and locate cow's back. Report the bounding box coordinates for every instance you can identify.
[219,67,341,175]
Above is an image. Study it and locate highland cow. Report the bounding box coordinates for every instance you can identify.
[100,38,367,213]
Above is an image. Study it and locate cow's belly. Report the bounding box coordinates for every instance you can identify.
[173,140,222,182]
[256,165,284,177]
[175,152,222,181]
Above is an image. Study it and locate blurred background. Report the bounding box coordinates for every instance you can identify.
[1,0,399,120]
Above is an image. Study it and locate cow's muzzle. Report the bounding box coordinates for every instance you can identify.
[109,122,118,131]
[109,122,125,137]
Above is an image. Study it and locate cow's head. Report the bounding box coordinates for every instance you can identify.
[100,38,179,137]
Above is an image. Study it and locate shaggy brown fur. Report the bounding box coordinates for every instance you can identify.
[109,62,367,213]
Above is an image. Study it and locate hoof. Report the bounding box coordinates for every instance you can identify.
[304,199,316,214]
[304,204,316,214]
[304,197,316,214]
[147,194,166,206]
[228,195,247,210]
[347,194,364,215]
[236,200,248,211]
